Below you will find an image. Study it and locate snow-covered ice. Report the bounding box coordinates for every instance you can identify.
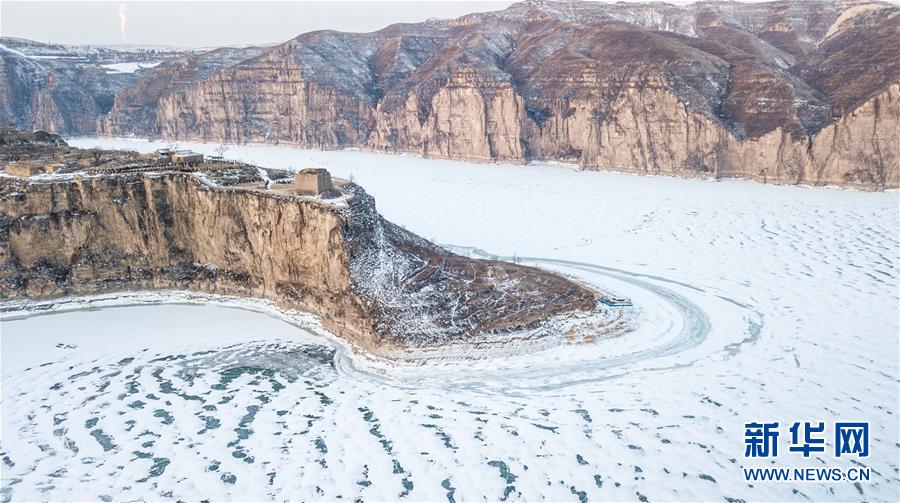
[2,137,898,501]
[99,61,161,73]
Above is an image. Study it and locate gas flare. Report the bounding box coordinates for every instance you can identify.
[117,3,128,42]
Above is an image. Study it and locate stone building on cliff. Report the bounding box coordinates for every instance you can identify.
[293,168,334,196]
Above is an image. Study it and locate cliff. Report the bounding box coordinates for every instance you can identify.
[0,49,105,134]
[0,37,174,134]
[6,0,899,189]
[0,138,598,355]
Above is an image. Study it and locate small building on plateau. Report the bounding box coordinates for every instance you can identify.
[293,168,334,196]
[171,150,204,165]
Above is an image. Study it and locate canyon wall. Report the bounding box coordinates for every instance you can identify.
[0,174,380,347]
[807,84,899,188]
[150,45,376,147]
[0,166,596,351]
[367,70,528,163]
[0,50,107,134]
[124,64,897,189]
[6,0,899,189]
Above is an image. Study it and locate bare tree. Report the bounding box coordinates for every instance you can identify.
[214,144,228,158]
[90,147,103,166]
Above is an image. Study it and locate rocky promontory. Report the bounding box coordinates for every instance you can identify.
[0,132,606,356]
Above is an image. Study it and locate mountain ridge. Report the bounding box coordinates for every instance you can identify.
[2,0,897,188]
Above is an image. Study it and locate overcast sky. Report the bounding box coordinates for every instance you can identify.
[2,1,521,48]
[1,0,829,48]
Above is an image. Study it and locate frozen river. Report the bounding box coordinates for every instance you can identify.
[2,137,898,501]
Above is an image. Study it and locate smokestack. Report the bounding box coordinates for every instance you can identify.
[118,3,128,42]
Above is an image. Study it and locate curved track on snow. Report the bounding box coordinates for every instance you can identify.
[334,246,763,395]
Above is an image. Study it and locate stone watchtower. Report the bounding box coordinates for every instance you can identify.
[293,168,334,195]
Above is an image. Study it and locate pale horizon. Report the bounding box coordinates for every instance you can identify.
[1,1,517,48]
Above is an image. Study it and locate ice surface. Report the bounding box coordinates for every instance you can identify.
[99,61,161,73]
[2,137,897,501]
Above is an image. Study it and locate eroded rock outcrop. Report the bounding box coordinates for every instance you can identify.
[0,138,598,354]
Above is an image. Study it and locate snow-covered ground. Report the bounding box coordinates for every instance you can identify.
[99,61,161,73]
[2,137,898,501]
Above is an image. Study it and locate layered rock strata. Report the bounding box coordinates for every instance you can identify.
[4,0,897,189]
[0,139,597,354]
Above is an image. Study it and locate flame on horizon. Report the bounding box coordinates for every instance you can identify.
[118,3,128,42]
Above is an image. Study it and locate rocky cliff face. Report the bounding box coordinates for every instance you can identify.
[98,46,271,137]
[0,173,371,337]
[0,49,104,133]
[0,140,598,354]
[151,44,376,146]
[0,38,180,134]
[7,0,899,189]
